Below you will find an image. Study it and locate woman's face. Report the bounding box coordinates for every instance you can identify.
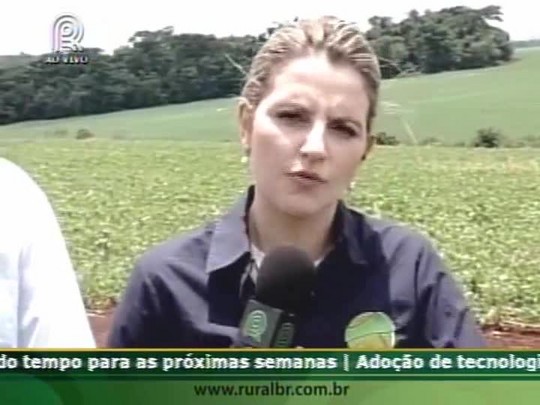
[240,52,373,218]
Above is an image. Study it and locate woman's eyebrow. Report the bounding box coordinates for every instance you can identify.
[274,93,313,104]
[270,99,314,113]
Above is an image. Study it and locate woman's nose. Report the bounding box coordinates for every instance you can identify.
[299,121,327,160]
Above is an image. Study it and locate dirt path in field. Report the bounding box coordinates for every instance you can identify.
[88,309,540,349]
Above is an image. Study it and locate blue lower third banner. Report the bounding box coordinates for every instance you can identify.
[2,350,540,404]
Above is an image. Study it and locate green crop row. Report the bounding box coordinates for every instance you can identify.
[2,139,539,325]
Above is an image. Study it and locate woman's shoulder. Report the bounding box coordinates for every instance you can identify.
[132,191,251,281]
[344,204,448,281]
[133,222,216,278]
[345,204,438,253]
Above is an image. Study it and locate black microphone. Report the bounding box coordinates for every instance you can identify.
[233,245,316,348]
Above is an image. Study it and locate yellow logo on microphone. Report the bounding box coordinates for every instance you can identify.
[344,312,396,349]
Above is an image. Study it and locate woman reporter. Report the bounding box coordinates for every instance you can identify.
[108,16,486,348]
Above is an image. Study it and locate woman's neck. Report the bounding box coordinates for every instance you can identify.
[247,193,337,262]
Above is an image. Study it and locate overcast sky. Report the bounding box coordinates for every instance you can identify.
[0,0,537,55]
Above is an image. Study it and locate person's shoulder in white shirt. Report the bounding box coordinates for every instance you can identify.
[0,158,95,348]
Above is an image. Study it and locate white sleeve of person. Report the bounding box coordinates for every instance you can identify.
[0,158,95,348]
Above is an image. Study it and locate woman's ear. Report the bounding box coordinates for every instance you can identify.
[238,98,254,154]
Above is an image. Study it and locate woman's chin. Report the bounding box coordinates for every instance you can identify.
[275,195,332,219]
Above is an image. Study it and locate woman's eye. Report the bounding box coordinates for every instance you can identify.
[276,111,307,121]
[332,124,357,137]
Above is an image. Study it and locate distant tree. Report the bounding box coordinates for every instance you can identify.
[0,6,515,124]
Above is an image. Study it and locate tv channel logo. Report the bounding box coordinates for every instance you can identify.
[45,14,89,65]
[52,13,84,52]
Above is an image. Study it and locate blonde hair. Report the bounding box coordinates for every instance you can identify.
[239,16,382,133]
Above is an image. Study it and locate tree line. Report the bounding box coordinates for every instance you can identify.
[512,39,540,49]
[0,5,515,125]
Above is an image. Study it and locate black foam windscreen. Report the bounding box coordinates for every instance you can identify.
[255,245,317,314]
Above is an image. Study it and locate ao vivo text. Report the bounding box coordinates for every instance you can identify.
[44,53,89,65]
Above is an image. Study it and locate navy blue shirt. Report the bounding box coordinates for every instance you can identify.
[108,186,486,348]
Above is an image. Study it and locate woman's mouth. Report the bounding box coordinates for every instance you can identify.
[287,170,326,186]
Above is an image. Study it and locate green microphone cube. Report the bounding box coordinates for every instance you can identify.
[238,300,297,348]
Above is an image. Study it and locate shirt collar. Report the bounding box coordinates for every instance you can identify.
[205,185,368,273]
[333,199,370,266]
[205,186,253,273]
